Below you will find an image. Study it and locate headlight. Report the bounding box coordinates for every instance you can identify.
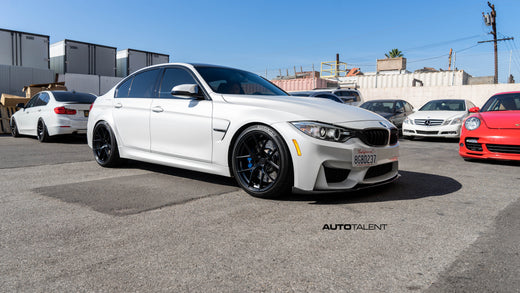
[291,121,352,142]
[404,117,414,125]
[464,117,481,130]
[450,117,463,125]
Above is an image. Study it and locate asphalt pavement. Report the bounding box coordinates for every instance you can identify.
[0,134,518,292]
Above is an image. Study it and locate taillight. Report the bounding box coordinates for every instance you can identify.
[54,107,77,115]
[89,103,94,111]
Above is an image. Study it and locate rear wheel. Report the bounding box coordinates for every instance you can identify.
[37,119,50,142]
[92,121,121,167]
[11,119,20,137]
[231,125,292,198]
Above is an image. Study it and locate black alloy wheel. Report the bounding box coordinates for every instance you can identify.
[11,119,20,137]
[37,120,50,142]
[232,125,292,198]
[92,121,121,167]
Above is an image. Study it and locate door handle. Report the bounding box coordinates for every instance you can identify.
[114,103,123,108]
[152,106,164,113]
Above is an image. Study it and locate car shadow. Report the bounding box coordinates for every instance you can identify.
[121,160,238,187]
[463,158,520,167]
[402,137,459,143]
[119,161,462,204]
[275,170,462,204]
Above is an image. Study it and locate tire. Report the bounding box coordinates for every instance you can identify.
[11,119,20,137]
[92,121,121,167]
[231,125,293,198]
[37,119,50,142]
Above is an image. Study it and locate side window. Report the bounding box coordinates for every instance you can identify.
[395,101,404,110]
[116,77,133,98]
[159,68,198,98]
[404,102,413,112]
[35,92,50,107]
[128,69,161,98]
[25,94,40,108]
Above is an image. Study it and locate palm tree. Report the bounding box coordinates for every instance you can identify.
[385,49,403,58]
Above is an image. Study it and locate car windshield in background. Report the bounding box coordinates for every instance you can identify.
[195,66,288,96]
[361,102,395,113]
[53,91,97,104]
[419,100,465,111]
[481,93,520,112]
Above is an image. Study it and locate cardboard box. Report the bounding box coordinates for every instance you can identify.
[1,93,29,107]
[22,82,67,99]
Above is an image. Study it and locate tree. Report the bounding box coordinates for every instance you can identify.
[385,49,403,58]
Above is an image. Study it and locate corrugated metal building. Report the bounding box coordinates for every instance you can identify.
[116,49,169,77]
[50,39,117,77]
[0,28,50,70]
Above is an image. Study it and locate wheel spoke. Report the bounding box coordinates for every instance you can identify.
[266,159,280,170]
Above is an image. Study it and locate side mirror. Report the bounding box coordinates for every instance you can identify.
[171,84,203,98]
[469,107,480,113]
[16,103,25,109]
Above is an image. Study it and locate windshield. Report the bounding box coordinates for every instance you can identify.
[481,93,520,112]
[419,100,465,111]
[52,91,97,103]
[360,101,395,113]
[195,66,288,96]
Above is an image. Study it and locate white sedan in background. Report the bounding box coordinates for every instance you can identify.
[10,91,97,142]
[402,99,476,139]
[87,63,399,198]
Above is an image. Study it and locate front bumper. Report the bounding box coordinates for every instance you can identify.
[274,122,399,192]
[402,123,461,138]
[459,128,520,161]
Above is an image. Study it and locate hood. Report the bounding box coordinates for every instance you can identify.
[221,94,386,125]
[478,111,520,129]
[408,110,466,120]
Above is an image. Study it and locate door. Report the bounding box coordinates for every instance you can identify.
[150,67,213,162]
[17,93,41,134]
[112,68,162,151]
[392,101,407,128]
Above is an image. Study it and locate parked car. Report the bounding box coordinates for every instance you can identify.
[360,99,414,130]
[87,63,399,198]
[402,99,476,139]
[290,88,363,106]
[10,91,97,142]
[322,88,363,106]
[289,91,343,103]
[459,91,520,161]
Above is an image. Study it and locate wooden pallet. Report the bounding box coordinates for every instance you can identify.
[0,106,18,134]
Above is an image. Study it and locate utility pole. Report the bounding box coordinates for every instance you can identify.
[483,2,498,83]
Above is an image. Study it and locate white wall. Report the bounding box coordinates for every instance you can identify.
[58,73,122,96]
[359,83,520,108]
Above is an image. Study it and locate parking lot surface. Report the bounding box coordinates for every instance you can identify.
[0,134,518,292]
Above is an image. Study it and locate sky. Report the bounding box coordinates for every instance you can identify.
[2,0,520,82]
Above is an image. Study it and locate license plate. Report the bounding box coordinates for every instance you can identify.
[84,111,89,117]
[353,148,377,167]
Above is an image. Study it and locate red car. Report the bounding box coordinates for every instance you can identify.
[459,91,520,161]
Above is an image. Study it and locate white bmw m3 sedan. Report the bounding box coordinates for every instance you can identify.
[87,63,399,197]
[11,91,97,142]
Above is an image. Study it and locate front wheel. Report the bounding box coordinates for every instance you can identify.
[92,121,121,167]
[231,125,293,198]
[11,119,20,137]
